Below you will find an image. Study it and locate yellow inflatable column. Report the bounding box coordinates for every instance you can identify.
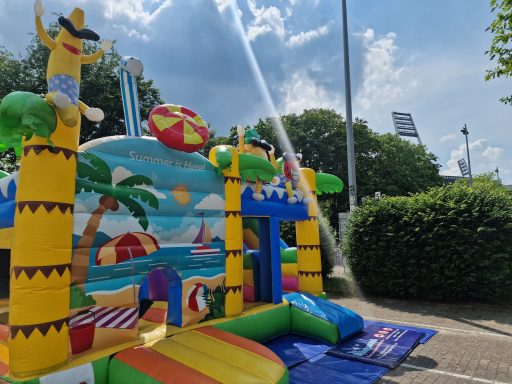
[9,119,79,376]
[295,168,323,294]
[209,146,244,316]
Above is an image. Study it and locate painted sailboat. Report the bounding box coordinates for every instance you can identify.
[191,213,221,255]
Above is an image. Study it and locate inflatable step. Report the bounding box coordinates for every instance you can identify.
[110,326,288,383]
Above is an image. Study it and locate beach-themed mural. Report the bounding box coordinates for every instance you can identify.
[70,135,226,352]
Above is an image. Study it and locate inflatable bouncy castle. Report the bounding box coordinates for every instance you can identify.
[0,2,435,383]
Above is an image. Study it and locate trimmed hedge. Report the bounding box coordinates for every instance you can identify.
[343,177,512,302]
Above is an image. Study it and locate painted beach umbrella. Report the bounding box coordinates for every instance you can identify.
[95,232,160,266]
[148,104,209,153]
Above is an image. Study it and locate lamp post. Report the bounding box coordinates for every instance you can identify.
[341,0,357,211]
[461,124,473,186]
[495,166,500,184]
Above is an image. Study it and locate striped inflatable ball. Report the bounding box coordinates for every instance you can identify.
[148,104,209,153]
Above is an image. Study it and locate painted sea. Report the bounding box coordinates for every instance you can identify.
[79,235,226,292]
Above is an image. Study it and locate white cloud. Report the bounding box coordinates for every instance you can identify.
[215,0,243,17]
[441,138,506,177]
[288,0,320,5]
[279,71,343,114]
[482,146,504,160]
[246,0,286,41]
[355,28,416,111]
[209,219,226,240]
[168,224,199,243]
[165,218,225,242]
[286,22,332,48]
[439,134,457,143]
[111,166,167,199]
[111,166,132,184]
[102,0,173,25]
[194,193,225,210]
[112,24,150,41]
[99,215,156,238]
[214,0,231,13]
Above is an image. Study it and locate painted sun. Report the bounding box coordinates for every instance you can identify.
[171,184,191,207]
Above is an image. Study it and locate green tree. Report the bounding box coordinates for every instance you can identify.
[485,0,512,104]
[72,152,160,284]
[366,133,442,196]
[243,109,442,227]
[0,22,163,171]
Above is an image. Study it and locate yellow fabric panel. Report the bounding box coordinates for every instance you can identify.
[11,209,73,265]
[226,256,243,288]
[243,270,254,286]
[0,227,13,249]
[298,274,322,294]
[9,283,69,325]
[225,291,244,317]
[151,335,282,384]
[224,216,242,251]
[296,220,320,245]
[9,326,68,376]
[282,263,298,278]
[299,168,318,216]
[185,331,284,381]
[16,152,77,202]
[296,248,321,270]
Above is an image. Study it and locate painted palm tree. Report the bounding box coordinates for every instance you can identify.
[72,152,159,284]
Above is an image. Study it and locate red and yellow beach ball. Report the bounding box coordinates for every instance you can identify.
[148,104,209,152]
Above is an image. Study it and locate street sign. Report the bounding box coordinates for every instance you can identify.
[375,191,381,199]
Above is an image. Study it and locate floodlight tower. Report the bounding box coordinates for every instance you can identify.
[495,166,501,184]
[458,158,469,177]
[391,112,423,145]
[461,124,473,186]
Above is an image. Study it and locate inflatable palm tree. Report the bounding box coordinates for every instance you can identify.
[7,2,111,375]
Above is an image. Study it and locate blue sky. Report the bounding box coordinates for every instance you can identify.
[0,0,511,183]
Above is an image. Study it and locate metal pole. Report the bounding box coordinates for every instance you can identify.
[461,124,473,186]
[342,0,357,211]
